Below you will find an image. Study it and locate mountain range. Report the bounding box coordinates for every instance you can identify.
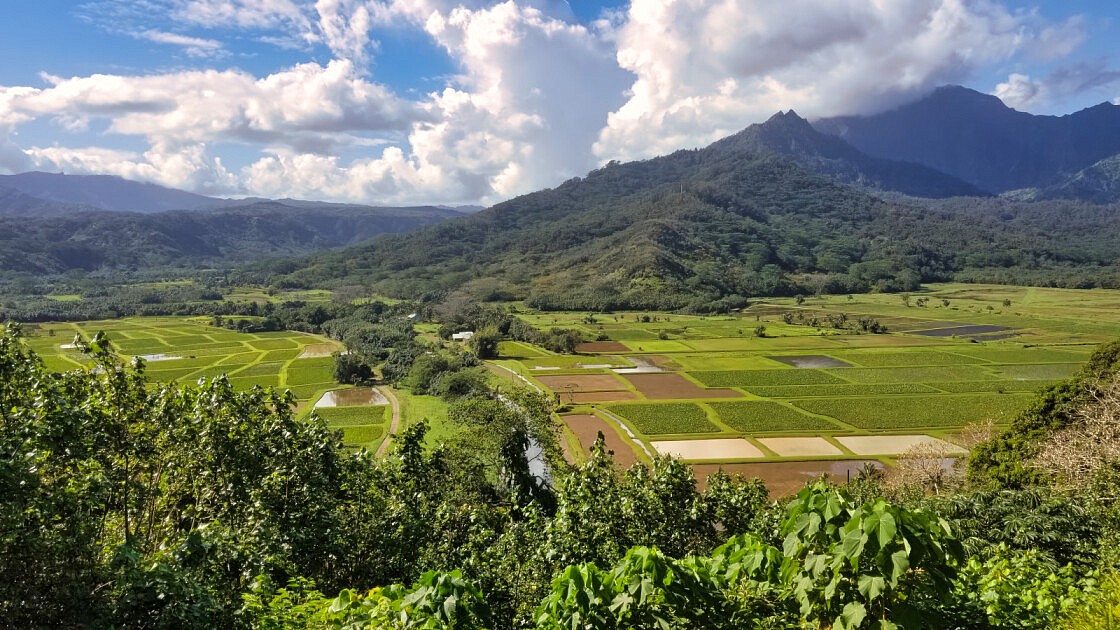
[277,133,1120,310]
[0,199,461,275]
[2,85,1120,290]
[814,85,1120,198]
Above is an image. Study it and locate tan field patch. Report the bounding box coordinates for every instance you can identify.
[692,460,882,496]
[623,373,740,400]
[836,434,967,456]
[298,343,339,359]
[566,391,639,403]
[757,437,843,457]
[536,374,628,392]
[576,341,629,353]
[563,414,637,467]
[650,438,763,460]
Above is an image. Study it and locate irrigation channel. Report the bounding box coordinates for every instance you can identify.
[488,363,552,486]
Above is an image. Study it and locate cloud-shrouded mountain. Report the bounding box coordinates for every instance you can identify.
[814,86,1120,194]
[277,124,1120,311]
[710,111,986,198]
[0,171,226,213]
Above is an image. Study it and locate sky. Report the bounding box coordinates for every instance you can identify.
[0,0,1118,205]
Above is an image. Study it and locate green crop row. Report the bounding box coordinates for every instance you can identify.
[709,401,837,433]
[830,351,978,367]
[316,405,390,427]
[948,347,1094,364]
[929,380,1058,394]
[744,383,939,398]
[792,393,1033,430]
[248,338,301,351]
[992,363,1081,380]
[606,403,718,435]
[339,424,385,448]
[828,365,998,384]
[287,358,337,386]
[229,375,280,390]
[690,369,846,387]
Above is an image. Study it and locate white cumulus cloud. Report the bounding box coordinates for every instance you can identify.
[2,0,1112,204]
[595,0,1042,161]
[993,72,1046,109]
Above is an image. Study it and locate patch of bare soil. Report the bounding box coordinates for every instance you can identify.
[563,414,638,467]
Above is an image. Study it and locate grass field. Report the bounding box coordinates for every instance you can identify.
[22,316,341,402]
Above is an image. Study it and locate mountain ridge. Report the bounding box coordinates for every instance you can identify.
[814,85,1120,193]
[275,126,1120,310]
[712,110,987,198]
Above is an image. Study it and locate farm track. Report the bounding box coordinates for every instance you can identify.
[375,386,401,458]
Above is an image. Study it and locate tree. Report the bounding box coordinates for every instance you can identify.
[469,326,502,359]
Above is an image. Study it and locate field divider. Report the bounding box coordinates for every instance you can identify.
[594,408,654,460]
[277,351,304,389]
[225,352,266,377]
[744,436,778,458]
[822,435,857,457]
[487,362,543,393]
[784,400,861,432]
[374,386,401,457]
[698,402,737,433]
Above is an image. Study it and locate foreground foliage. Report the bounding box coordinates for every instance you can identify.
[1,324,1115,628]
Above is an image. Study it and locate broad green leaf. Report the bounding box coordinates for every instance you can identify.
[839,601,867,629]
[859,575,887,602]
[877,512,897,549]
[890,549,910,586]
[841,528,866,560]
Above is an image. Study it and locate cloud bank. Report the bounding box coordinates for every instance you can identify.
[0,0,1107,204]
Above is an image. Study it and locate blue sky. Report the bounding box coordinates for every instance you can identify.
[1,0,1118,204]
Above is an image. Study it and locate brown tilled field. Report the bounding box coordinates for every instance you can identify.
[622,373,740,399]
[536,374,628,392]
[562,414,638,466]
[567,391,639,403]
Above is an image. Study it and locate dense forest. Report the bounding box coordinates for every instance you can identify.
[2,322,1118,628]
[0,202,459,276]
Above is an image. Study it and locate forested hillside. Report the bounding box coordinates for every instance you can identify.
[276,139,1120,311]
[0,202,460,275]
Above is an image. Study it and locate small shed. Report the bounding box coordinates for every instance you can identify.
[451,331,475,342]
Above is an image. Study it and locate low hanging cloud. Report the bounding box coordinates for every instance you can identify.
[994,59,1120,110]
[1,0,1107,204]
[595,0,1068,161]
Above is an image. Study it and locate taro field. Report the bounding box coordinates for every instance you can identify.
[21,316,343,405]
[503,283,1120,489]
